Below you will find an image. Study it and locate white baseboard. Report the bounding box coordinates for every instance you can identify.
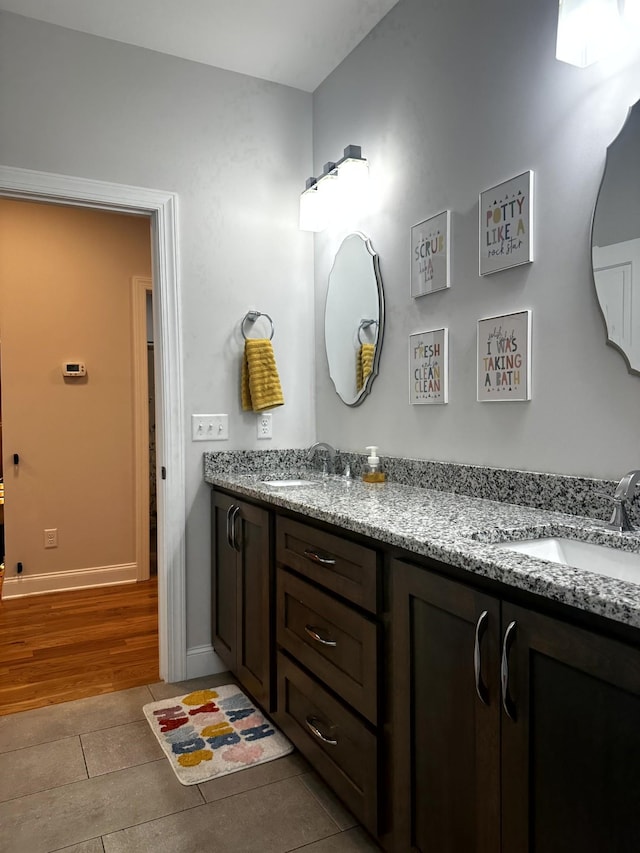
[2,562,138,598]
[186,644,228,679]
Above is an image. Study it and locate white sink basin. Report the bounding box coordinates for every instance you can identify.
[494,537,640,584]
[261,479,318,487]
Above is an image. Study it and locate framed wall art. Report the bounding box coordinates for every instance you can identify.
[479,170,533,275]
[409,327,448,404]
[477,310,531,402]
[410,210,451,297]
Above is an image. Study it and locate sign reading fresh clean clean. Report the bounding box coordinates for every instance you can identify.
[409,327,448,404]
[477,310,531,402]
[411,210,451,297]
[479,171,533,275]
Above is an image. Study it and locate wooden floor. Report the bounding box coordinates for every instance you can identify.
[0,578,159,716]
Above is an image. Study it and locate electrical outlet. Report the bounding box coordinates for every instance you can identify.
[191,414,229,441]
[257,413,273,439]
[44,528,58,549]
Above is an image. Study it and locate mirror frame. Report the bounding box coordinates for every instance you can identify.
[591,99,640,376]
[325,232,385,406]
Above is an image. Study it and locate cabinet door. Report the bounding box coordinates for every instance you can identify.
[501,603,640,853]
[235,500,272,709]
[392,559,501,853]
[211,491,238,672]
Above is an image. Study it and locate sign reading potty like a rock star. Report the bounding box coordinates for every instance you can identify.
[480,170,534,275]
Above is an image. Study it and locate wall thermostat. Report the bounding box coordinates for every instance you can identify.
[63,362,87,377]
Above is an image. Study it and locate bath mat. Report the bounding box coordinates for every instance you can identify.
[143,685,293,785]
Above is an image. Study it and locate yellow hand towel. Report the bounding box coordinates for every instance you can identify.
[241,338,285,412]
[357,343,375,391]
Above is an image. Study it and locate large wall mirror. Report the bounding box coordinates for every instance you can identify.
[592,99,640,375]
[325,232,385,406]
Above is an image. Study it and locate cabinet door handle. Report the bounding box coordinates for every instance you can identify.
[225,505,235,549]
[230,505,241,552]
[473,610,490,706]
[305,715,338,746]
[304,625,337,647]
[303,549,336,566]
[501,620,517,722]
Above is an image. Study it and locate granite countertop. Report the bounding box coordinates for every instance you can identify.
[205,470,640,632]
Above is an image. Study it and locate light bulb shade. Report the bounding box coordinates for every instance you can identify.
[317,172,340,208]
[556,0,622,67]
[622,0,640,25]
[337,156,369,197]
[299,186,327,232]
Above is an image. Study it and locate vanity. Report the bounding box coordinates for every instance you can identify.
[206,456,640,853]
[204,89,640,853]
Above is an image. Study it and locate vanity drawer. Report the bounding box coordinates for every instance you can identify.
[276,517,378,612]
[275,651,378,836]
[277,568,378,724]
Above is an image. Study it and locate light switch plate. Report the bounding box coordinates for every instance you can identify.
[192,414,229,441]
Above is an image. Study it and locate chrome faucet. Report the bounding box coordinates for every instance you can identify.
[307,442,337,476]
[602,470,640,533]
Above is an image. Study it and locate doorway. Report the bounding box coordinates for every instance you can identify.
[0,164,187,684]
[0,346,4,574]
[1,200,153,594]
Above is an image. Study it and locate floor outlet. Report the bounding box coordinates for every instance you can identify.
[44,528,58,549]
[191,414,229,441]
[257,413,273,439]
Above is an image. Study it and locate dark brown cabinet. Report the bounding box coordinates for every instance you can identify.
[392,557,640,853]
[211,491,272,708]
[210,485,640,852]
[392,558,501,853]
[273,517,381,837]
[501,602,640,853]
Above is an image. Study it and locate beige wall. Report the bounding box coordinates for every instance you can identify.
[0,200,151,594]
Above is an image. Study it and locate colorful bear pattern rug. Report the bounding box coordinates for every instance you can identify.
[142,685,294,785]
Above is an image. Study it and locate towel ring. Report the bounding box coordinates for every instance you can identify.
[357,319,378,345]
[241,310,275,341]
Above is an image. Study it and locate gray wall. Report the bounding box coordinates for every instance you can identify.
[313,0,640,481]
[0,12,315,650]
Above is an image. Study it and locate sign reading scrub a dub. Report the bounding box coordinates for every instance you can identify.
[409,327,448,404]
[479,171,533,275]
[411,210,451,297]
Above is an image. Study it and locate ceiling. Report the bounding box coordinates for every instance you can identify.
[0,0,400,92]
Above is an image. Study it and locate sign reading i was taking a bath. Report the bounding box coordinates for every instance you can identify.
[479,171,533,275]
[477,310,531,402]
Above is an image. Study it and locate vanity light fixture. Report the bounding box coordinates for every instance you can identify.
[556,0,627,66]
[299,145,369,232]
[622,0,640,24]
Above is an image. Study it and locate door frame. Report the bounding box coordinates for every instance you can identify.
[0,164,187,682]
[132,275,153,583]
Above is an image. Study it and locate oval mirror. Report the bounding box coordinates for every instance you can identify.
[325,232,385,406]
[592,99,640,374]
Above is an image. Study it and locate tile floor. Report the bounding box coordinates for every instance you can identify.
[0,673,381,853]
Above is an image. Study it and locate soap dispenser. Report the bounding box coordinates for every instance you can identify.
[362,446,386,483]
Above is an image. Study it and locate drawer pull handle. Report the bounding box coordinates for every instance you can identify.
[305,715,338,746]
[473,610,490,706]
[230,505,241,552]
[501,620,517,722]
[304,625,337,647]
[303,549,336,567]
[225,505,235,549]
